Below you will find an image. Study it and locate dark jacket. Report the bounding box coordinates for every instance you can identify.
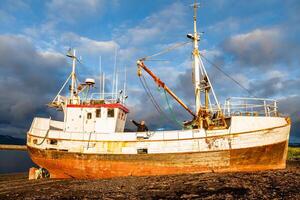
[131,120,148,132]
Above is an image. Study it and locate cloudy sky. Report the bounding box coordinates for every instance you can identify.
[0,0,299,142]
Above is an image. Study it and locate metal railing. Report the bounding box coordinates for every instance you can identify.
[88,92,125,104]
[223,97,278,117]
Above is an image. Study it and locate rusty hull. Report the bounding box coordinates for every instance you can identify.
[27,140,288,179]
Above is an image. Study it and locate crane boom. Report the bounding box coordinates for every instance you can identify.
[137,60,196,118]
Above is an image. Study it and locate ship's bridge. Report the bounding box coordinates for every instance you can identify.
[64,92,129,133]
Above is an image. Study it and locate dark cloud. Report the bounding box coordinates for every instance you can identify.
[174,69,194,106]
[221,3,300,69]
[247,74,300,98]
[279,95,300,143]
[222,28,298,67]
[223,29,277,66]
[0,35,68,138]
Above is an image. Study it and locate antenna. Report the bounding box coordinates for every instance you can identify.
[112,46,118,99]
[102,73,105,99]
[99,56,102,99]
[115,71,118,99]
[123,66,127,103]
[111,47,117,96]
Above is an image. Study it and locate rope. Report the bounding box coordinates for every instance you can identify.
[162,89,184,128]
[138,76,168,121]
[200,53,255,97]
[35,129,49,146]
[141,41,192,61]
[138,75,183,127]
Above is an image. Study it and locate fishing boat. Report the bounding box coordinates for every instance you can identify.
[26,3,291,179]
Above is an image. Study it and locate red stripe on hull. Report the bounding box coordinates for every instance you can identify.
[27,141,288,179]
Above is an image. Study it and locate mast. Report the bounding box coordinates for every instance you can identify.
[187,2,226,129]
[70,49,77,100]
[136,1,226,129]
[192,2,202,114]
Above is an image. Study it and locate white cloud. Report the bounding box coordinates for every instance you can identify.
[115,2,188,47]
[266,70,287,79]
[61,32,118,56]
[228,28,281,50]
[207,17,240,34]
[46,0,105,23]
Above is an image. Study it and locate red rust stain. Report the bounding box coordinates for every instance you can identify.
[27,140,288,179]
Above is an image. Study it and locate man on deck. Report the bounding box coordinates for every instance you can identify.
[130,120,148,132]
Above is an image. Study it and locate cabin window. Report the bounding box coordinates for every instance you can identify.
[107,108,114,118]
[96,109,101,118]
[87,112,92,119]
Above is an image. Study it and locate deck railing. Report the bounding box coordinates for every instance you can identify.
[89,92,123,104]
[222,97,278,117]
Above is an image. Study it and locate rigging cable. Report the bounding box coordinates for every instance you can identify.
[162,89,184,128]
[137,41,194,128]
[138,75,183,127]
[141,41,192,61]
[138,75,167,120]
[200,53,255,97]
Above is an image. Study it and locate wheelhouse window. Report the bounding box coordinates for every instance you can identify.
[87,112,92,119]
[96,109,101,118]
[107,108,114,118]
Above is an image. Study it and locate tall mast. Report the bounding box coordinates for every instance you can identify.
[70,49,76,99]
[192,2,202,113]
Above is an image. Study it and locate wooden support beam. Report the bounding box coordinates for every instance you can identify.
[0,144,27,151]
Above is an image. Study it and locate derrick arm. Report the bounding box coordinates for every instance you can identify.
[137,60,196,118]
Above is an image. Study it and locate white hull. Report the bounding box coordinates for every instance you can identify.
[27,116,290,155]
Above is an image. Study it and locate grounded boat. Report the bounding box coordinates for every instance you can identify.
[27,4,291,179]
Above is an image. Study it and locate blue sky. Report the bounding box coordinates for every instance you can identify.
[0,0,299,142]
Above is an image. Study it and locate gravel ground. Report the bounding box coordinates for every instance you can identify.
[0,161,299,200]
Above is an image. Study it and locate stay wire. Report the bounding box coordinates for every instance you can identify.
[139,75,182,126]
[138,76,167,120]
[200,53,255,97]
[141,41,192,61]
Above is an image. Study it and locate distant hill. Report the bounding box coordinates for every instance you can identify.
[290,143,300,147]
[0,135,26,145]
